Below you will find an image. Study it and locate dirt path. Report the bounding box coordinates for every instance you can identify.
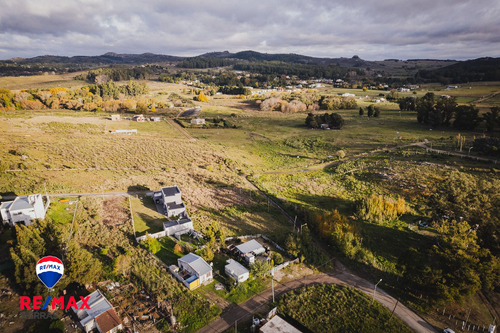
[196,270,437,333]
[261,142,424,175]
[166,118,196,141]
[475,90,500,104]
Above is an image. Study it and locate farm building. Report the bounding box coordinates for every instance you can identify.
[170,253,212,290]
[0,194,49,227]
[110,114,121,121]
[235,239,266,264]
[73,290,123,333]
[225,259,249,283]
[190,118,206,125]
[260,315,303,333]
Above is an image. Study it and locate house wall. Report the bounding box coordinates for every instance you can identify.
[166,206,185,217]
[9,209,36,226]
[164,221,193,236]
[199,271,213,284]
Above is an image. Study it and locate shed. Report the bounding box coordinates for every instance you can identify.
[225,259,249,283]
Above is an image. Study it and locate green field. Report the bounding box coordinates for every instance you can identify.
[278,284,413,333]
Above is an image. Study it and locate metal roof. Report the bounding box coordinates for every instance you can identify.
[225,259,249,277]
[162,186,180,197]
[74,290,112,327]
[235,239,265,255]
[260,316,303,333]
[9,196,33,211]
[178,253,212,276]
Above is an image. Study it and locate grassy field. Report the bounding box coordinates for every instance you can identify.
[278,284,413,333]
[130,196,166,236]
[45,197,76,225]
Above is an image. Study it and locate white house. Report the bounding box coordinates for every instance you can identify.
[225,259,249,283]
[1,194,48,227]
[163,214,193,237]
[73,290,123,333]
[154,186,186,217]
[235,239,266,264]
[260,315,303,333]
[190,118,205,125]
[176,253,213,289]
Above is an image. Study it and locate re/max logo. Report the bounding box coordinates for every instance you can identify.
[20,296,90,310]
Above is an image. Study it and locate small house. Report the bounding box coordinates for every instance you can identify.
[132,114,145,122]
[1,194,49,227]
[153,186,186,217]
[190,118,205,125]
[150,117,161,122]
[173,253,213,290]
[225,259,249,283]
[260,315,303,333]
[73,290,123,333]
[235,239,266,264]
[110,114,121,121]
[163,213,193,237]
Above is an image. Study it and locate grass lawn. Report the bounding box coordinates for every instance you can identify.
[154,237,185,265]
[45,197,76,225]
[130,196,166,237]
[202,276,269,305]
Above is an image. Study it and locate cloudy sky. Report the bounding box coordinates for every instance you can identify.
[1,0,499,61]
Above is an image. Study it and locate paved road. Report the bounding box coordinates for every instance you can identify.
[197,265,437,333]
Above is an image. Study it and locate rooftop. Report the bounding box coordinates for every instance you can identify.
[178,253,212,277]
[225,259,249,277]
[74,290,113,327]
[235,239,265,255]
[164,217,192,228]
[95,308,122,333]
[10,196,34,211]
[260,316,303,333]
[162,186,181,197]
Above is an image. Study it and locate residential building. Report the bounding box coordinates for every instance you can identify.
[154,186,186,217]
[170,253,212,290]
[1,194,49,227]
[163,213,193,237]
[235,239,266,264]
[260,315,303,333]
[132,114,145,122]
[110,114,121,121]
[73,290,123,333]
[190,118,205,125]
[225,259,249,283]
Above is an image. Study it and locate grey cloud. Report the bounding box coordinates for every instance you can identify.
[0,0,499,60]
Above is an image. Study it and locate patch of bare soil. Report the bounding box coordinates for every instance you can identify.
[102,196,130,226]
[23,115,108,125]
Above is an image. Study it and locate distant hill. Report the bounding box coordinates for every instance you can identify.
[416,57,500,83]
[3,52,183,65]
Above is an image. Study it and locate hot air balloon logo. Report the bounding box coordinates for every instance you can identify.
[36,256,64,289]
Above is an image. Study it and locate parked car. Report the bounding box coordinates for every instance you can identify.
[443,328,455,333]
[419,221,429,228]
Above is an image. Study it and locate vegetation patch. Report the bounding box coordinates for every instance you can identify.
[277,284,413,333]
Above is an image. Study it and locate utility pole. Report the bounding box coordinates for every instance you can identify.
[371,279,382,305]
[294,215,297,231]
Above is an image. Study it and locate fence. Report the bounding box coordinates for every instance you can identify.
[136,230,167,242]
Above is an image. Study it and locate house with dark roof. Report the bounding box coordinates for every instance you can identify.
[0,194,49,227]
[154,185,186,217]
[170,253,212,290]
[163,214,193,237]
[73,290,123,333]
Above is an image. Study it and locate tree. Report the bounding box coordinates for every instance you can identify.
[453,105,480,130]
[66,242,102,286]
[373,106,381,118]
[483,107,500,132]
[367,105,374,118]
[435,96,457,126]
[359,107,364,116]
[143,235,161,254]
[249,260,271,278]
